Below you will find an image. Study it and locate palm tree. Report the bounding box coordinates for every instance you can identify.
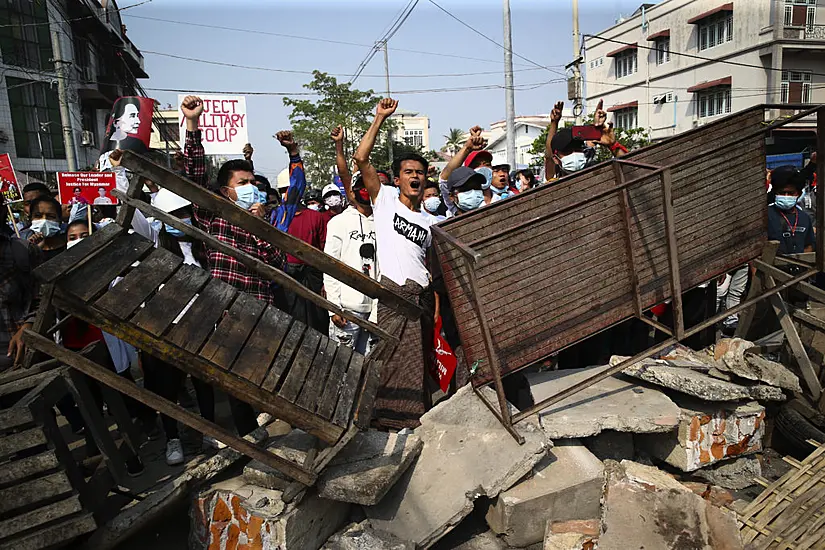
[444,128,464,155]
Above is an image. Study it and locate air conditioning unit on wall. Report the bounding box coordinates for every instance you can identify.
[81,130,95,147]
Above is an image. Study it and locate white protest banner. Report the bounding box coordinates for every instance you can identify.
[178,94,248,155]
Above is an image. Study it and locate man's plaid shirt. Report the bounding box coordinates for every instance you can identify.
[185,130,295,304]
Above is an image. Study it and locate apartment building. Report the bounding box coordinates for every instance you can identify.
[391,108,431,151]
[149,107,179,153]
[583,0,824,151]
[0,0,147,184]
[485,113,575,168]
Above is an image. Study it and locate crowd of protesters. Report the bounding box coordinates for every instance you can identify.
[0,95,817,468]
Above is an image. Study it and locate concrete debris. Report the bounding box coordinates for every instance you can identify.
[449,530,508,550]
[636,397,765,472]
[713,338,801,392]
[243,429,316,490]
[691,455,762,491]
[615,356,786,402]
[191,476,349,550]
[543,531,597,550]
[323,522,415,550]
[599,460,744,550]
[547,519,600,537]
[318,431,423,506]
[365,385,550,549]
[486,440,604,548]
[528,367,680,438]
[680,482,735,509]
[583,431,634,461]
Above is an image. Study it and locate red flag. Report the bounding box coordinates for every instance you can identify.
[430,316,457,393]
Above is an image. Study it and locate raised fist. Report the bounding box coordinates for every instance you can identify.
[376,98,398,118]
[181,95,204,120]
[276,131,299,154]
[330,125,345,143]
[469,125,483,137]
[243,143,253,159]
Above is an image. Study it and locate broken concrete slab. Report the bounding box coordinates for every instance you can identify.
[318,431,423,506]
[365,385,550,549]
[543,531,596,550]
[636,396,765,472]
[486,440,604,548]
[243,429,315,490]
[692,455,762,491]
[527,367,680,438]
[614,356,786,402]
[324,521,415,550]
[599,460,744,550]
[191,477,349,550]
[583,431,634,461]
[713,338,801,392]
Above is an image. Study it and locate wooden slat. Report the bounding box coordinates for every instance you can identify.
[296,337,337,412]
[231,306,292,385]
[0,512,96,550]
[0,451,59,487]
[261,321,306,392]
[200,292,266,370]
[317,345,353,420]
[0,471,72,514]
[95,247,183,319]
[61,232,153,302]
[0,428,47,458]
[33,222,122,283]
[0,409,34,432]
[0,494,82,541]
[131,263,211,336]
[166,278,238,354]
[353,359,382,429]
[333,353,366,427]
[278,330,322,403]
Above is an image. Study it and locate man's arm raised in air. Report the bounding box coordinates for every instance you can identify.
[273,131,306,233]
[353,98,398,202]
[331,126,354,204]
[439,126,483,182]
[181,95,207,188]
[544,100,564,179]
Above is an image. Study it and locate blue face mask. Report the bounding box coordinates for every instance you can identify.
[475,167,493,190]
[456,189,484,211]
[423,196,441,214]
[490,185,509,197]
[233,183,259,210]
[164,217,191,238]
[775,194,799,211]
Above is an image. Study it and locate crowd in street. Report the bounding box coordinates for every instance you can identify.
[0,94,818,469]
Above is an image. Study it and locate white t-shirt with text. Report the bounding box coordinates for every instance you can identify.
[373,185,433,288]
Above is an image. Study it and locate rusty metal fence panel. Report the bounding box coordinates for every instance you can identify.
[434,107,768,387]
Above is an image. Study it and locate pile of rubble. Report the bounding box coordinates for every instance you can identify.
[188,337,806,550]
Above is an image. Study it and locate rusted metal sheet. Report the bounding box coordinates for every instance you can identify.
[434,107,768,387]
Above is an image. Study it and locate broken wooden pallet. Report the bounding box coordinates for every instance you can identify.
[737,439,825,549]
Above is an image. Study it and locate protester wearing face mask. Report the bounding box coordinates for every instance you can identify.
[28,196,66,261]
[304,188,322,211]
[489,163,515,202]
[439,126,490,213]
[446,166,486,215]
[768,165,815,255]
[321,183,344,222]
[516,169,537,192]
[422,181,450,221]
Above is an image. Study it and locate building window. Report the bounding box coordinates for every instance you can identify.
[403,129,423,148]
[785,0,817,31]
[589,57,604,69]
[614,50,637,79]
[0,0,53,71]
[698,13,733,50]
[781,70,812,103]
[655,38,670,65]
[697,87,732,118]
[613,108,638,130]
[6,77,65,160]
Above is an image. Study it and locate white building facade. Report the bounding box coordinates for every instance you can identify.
[583,0,825,150]
[391,108,430,151]
[484,113,576,168]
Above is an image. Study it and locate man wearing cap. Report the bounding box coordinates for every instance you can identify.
[439,126,490,213]
[445,166,486,215]
[321,183,344,223]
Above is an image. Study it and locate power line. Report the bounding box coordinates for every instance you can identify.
[349,0,420,83]
[0,0,153,28]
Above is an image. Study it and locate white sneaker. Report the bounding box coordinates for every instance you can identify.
[256,413,272,427]
[165,438,184,466]
[203,435,226,450]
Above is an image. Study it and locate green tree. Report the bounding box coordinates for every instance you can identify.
[528,115,651,167]
[443,128,464,154]
[283,71,398,186]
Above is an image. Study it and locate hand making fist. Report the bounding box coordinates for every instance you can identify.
[550,101,564,123]
[276,131,299,155]
[108,148,123,167]
[330,125,345,143]
[243,143,253,160]
[376,98,398,118]
[181,96,204,120]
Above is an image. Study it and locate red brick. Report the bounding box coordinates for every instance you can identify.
[225,524,240,550]
[213,497,233,523]
[550,519,600,536]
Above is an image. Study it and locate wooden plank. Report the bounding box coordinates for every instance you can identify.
[0,512,96,550]
[119,151,424,320]
[22,331,318,484]
[0,427,47,458]
[0,471,72,514]
[0,408,34,432]
[332,353,365,427]
[0,451,58,487]
[353,359,382,429]
[660,169,684,339]
[261,321,306,393]
[0,495,82,541]
[61,232,153,302]
[33,222,122,283]
[278,330,322,403]
[317,345,353,420]
[95,247,183,319]
[166,278,238,354]
[131,263,211,336]
[200,292,266,370]
[116,164,143,227]
[231,306,293,386]
[296,337,337,412]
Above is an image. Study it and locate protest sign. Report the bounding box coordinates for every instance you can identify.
[178,94,248,155]
[58,172,118,206]
[0,154,22,202]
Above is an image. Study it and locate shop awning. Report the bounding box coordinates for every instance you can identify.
[687,3,733,24]
[687,76,732,93]
[606,43,637,57]
[646,29,670,41]
[607,101,639,112]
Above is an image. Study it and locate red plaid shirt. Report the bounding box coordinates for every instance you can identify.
[184,130,283,304]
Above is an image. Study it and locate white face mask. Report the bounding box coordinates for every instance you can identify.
[559,152,587,173]
[423,196,441,214]
[66,238,84,249]
[307,204,320,211]
[31,219,62,238]
[324,194,342,208]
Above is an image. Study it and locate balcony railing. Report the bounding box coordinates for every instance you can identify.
[784,25,825,40]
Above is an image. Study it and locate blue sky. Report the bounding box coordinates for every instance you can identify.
[122,0,647,180]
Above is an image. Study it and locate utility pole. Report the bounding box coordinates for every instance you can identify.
[383,41,393,168]
[571,0,583,124]
[51,29,78,171]
[503,0,516,169]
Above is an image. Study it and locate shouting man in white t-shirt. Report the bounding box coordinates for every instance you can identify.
[353,98,437,430]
